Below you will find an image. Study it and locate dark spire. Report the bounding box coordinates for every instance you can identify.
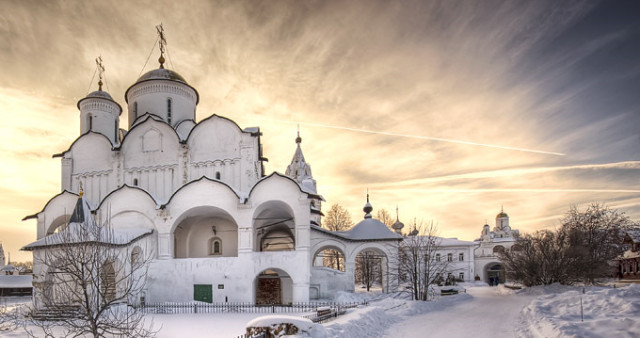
[363,191,373,219]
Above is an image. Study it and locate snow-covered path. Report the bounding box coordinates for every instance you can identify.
[384,287,535,338]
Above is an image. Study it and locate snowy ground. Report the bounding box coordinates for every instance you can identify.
[381,286,536,338]
[2,284,639,337]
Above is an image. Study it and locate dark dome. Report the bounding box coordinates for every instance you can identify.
[126,67,199,104]
[496,211,508,218]
[86,90,114,100]
[77,90,122,113]
[135,68,188,84]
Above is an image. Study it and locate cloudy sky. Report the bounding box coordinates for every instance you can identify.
[2,0,640,262]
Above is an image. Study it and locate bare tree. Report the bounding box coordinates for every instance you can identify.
[560,203,633,284]
[355,250,382,292]
[319,248,345,271]
[501,203,634,286]
[24,199,155,338]
[499,231,576,286]
[376,209,394,230]
[322,203,354,232]
[392,222,450,301]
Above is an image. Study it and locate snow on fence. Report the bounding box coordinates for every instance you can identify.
[135,301,366,315]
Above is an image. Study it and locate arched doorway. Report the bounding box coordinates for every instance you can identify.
[254,269,293,305]
[486,263,505,286]
[354,248,388,292]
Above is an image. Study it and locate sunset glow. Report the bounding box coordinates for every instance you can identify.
[2,0,640,262]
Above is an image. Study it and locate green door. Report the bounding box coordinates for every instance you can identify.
[194,284,212,303]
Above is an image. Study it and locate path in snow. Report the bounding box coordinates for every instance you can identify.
[384,287,536,338]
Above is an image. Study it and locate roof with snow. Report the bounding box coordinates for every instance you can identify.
[341,218,403,240]
[434,237,477,247]
[22,225,153,251]
[0,275,32,288]
[311,197,402,241]
[22,193,153,251]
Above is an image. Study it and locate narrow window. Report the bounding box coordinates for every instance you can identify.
[435,254,441,262]
[88,115,93,131]
[447,253,452,262]
[133,178,138,186]
[209,238,222,255]
[215,172,221,180]
[114,120,118,141]
[133,102,138,119]
[167,98,172,124]
[459,253,464,261]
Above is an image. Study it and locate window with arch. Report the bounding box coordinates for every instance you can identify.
[101,260,116,302]
[133,178,138,186]
[215,172,221,180]
[167,98,172,124]
[493,245,505,254]
[209,237,222,256]
[88,114,93,131]
[131,247,142,269]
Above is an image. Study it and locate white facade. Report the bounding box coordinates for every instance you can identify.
[23,50,518,306]
[24,57,403,306]
[474,209,519,284]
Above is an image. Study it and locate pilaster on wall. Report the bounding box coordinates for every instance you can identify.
[158,233,172,259]
[61,158,72,191]
[292,282,310,302]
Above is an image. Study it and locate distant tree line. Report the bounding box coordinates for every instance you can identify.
[500,203,637,286]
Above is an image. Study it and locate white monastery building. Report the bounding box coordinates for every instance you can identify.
[22,41,518,306]
[474,209,519,285]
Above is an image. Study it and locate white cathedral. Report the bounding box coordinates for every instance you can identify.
[22,43,518,306]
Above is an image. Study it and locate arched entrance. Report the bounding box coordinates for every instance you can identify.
[254,269,293,305]
[354,248,388,292]
[486,263,505,286]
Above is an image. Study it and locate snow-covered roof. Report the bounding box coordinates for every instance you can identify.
[0,264,16,272]
[436,237,478,247]
[22,225,153,251]
[342,218,403,240]
[626,230,640,243]
[0,275,32,288]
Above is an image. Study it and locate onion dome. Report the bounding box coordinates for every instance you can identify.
[76,80,122,113]
[135,68,188,85]
[496,206,508,218]
[392,206,404,235]
[341,194,402,240]
[77,77,122,145]
[363,193,373,219]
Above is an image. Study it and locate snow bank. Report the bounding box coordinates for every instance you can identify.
[246,315,327,338]
[324,306,400,338]
[333,290,385,303]
[519,283,640,338]
[323,292,472,337]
